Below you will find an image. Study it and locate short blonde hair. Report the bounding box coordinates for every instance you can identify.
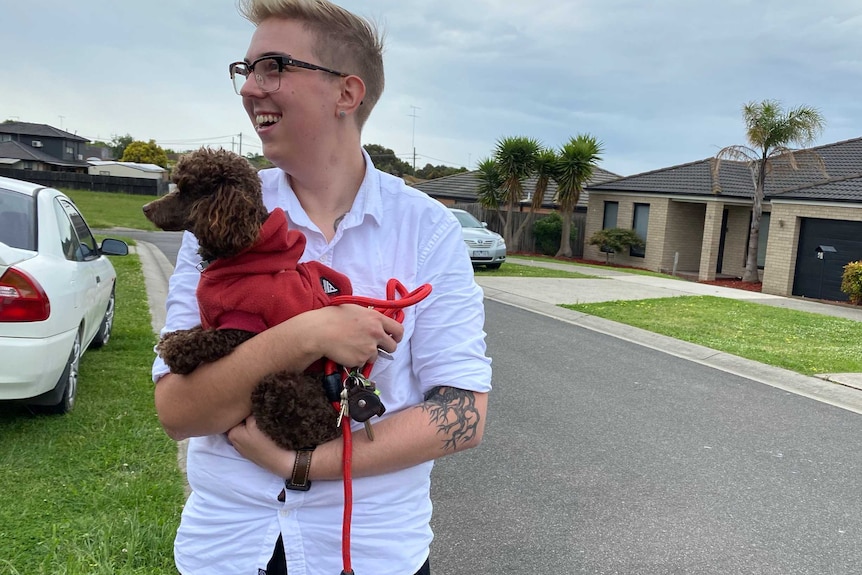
[238,0,384,128]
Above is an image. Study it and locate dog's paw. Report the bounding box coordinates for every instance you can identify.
[157,328,207,374]
[252,373,341,451]
[157,328,255,374]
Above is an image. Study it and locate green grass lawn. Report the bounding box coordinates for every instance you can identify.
[0,255,184,574]
[508,254,685,279]
[64,189,162,231]
[474,261,597,278]
[563,296,862,376]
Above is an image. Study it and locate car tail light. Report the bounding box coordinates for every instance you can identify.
[0,267,50,322]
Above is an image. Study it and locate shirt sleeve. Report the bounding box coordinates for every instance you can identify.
[151,231,204,382]
[409,208,493,395]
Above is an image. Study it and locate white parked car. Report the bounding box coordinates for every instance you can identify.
[0,176,128,413]
[450,208,506,269]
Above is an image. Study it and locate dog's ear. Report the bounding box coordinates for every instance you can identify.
[191,182,263,259]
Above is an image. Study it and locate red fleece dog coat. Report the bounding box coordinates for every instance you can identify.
[196,207,352,333]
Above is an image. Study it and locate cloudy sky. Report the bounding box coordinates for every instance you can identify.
[4,0,861,176]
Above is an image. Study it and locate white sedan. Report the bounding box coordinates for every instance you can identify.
[0,175,128,413]
[450,208,507,269]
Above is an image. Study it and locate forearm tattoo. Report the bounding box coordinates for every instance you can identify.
[421,386,481,452]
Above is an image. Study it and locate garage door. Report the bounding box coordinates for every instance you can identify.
[793,218,862,301]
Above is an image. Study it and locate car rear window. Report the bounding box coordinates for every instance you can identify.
[0,188,35,250]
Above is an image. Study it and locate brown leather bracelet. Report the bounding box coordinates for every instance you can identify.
[284,448,314,491]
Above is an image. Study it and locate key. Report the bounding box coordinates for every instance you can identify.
[363,420,375,441]
[336,386,349,428]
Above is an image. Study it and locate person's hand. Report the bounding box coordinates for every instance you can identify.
[227,416,292,477]
[301,304,404,368]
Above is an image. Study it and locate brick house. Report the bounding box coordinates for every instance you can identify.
[583,137,862,301]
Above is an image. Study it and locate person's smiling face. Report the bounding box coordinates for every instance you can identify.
[240,18,345,171]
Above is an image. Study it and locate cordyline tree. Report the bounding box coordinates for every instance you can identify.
[553,134,604,258]
[494,136,541,246]
[513,147,559,249]
[474,157,506,229]
[714,100,825,282]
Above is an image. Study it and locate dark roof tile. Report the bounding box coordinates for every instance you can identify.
[0,121,89,142]
[0,141,90,167]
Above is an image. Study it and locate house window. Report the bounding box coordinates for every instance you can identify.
[602,201,618,229]
[0,134,10,142]
[65,146,74,155]
[631,203,650,258]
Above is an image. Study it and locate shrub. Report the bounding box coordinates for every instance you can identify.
[533,212,577,256]
[588,228,645,254]
[840,260,862,304]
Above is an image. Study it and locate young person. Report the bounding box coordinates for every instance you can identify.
[152,1,492,573]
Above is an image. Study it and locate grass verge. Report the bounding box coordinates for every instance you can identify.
[474,261,597,278]
[0,255,184,574]
[563,296,862,376]
[508,254,684,279]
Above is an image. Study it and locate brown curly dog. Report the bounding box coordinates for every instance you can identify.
[143,147,350,451]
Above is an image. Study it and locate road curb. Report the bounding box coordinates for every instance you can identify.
[135,240,191,496]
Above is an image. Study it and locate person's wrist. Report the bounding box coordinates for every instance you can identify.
[288,310,327,363]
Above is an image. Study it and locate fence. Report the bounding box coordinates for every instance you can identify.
[453,202,586,257]
[0,168,169,196]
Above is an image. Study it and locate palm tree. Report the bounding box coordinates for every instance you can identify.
[474,157,506,229]
[553,134,604,258]
[513,147,559,248]
[715,100,825,282]
[493,136,541,246]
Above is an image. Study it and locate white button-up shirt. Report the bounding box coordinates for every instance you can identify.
[153,153,492,575]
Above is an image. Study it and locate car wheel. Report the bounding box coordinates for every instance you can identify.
[44,330,82,415]
[90,288,115,349]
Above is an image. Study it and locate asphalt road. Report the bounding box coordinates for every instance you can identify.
[430,301,862,574]
[127,231,862,574]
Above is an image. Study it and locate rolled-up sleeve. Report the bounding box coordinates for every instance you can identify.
[410,213,492,395]
[152,231,205,383]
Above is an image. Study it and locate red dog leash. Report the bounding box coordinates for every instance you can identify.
[322,279,432,574]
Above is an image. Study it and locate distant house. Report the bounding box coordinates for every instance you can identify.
[583,137,862,301]
[412,166,622,211]
[0,121,90,172]
[411,166,622,255]
[87,160,167,180]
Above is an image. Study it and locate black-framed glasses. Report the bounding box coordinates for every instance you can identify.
[228,55,349,95]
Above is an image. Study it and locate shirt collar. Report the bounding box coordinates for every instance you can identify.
[276,148,384,231]
[346,148,384,228]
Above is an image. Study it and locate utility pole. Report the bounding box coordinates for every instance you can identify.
[409,106,420,174]
[238,132,243,156]
[58,115,65,130]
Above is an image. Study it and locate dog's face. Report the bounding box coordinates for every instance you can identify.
[142,148,268,259]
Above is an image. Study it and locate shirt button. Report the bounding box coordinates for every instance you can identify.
[279,510,290,517]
